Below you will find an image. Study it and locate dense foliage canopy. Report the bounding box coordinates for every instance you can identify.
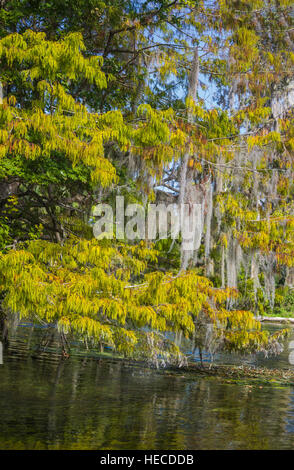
[0,0,293,365]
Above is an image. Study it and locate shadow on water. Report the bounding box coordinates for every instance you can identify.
[1,324,294,449]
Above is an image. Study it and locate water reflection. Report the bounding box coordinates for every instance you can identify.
[1,325,294,449]
[0,345,294,449]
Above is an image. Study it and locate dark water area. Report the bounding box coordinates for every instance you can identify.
[1,324,294,450]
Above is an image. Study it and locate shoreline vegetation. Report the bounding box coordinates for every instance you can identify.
[170,364,294,387]
[8,337,294,387]
[5,319,294,387]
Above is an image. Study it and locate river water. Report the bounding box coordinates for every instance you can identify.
[1,325,294,450]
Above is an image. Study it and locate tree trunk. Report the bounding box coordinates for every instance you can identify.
[285,267,294,288]
[179,46,199,271]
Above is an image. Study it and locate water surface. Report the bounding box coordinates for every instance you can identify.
[1,326,294,450]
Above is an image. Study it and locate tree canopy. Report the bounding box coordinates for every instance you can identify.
[0,0,293,365]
